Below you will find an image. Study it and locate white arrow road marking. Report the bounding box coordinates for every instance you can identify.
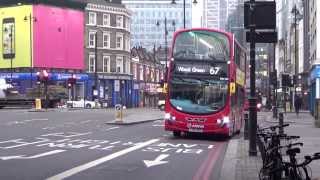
[0,150,66,160]
[46,138,159,180]
[143,154,170,168]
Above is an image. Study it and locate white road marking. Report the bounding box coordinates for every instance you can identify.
[109,141,121,145]
[208,145,214,149]
[0,149,65,160]
[41,132,91,138]
[152,124,164,127]
[46,138,159,180]
[80,120,92,124]
[0,138,50,149]
[104,127,120,131]
[6,118,49,125]
[143,154,169,168]
[25,118,48,122]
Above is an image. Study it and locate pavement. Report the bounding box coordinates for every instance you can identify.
[220,111,320,180]
[27,107,165,123]
[105,108,164,125]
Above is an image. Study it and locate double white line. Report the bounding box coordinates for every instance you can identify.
[46,138,160,180]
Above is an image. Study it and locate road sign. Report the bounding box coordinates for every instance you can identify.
[246,31,277,43]
[244,1,276,29]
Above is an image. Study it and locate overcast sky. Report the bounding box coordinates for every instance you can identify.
[192,0,203,27]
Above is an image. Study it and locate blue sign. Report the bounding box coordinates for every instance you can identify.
[310,65,320,81]
[0,73,89,81]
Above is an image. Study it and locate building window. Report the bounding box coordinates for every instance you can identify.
[89,31,96,48]
[116,15,124,28]
[103,32,110,48]
[133,64,137,79]
[89,12,96,25]
[140,65,144,81]
[89,55,95,72]
[126,59,130,74]
[116,33,123,50]
[103,56,110,72]
[116,56,123,73]
[103,14,110,26]
[125,36,130,51]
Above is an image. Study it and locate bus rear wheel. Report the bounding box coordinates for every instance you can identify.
[173,131,181,137]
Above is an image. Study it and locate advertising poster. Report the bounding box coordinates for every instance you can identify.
[2,17,15,59]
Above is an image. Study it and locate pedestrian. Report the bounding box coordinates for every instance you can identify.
[294,95,302,116]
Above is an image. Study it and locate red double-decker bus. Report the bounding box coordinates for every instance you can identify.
[164,28,247,137]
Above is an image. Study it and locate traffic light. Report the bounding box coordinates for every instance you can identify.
[42,70,49,82]
[36,72,41,84]
[269,71,277,86]
[67,75,77,88]
[293,75,297,86]
[281,74,292,87]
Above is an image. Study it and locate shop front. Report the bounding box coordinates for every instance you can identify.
[309,65,320,116]
[87,74,133,108]
[139,83,161,108]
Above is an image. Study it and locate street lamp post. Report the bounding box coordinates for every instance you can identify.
[24,14,37,88]
[94,31,98,100]
[171,0,197,29]
[157,18,176,73]
[291,5,302,107]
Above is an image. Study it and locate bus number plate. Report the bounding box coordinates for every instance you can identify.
[188,128,203,133]
[187,123,204,132]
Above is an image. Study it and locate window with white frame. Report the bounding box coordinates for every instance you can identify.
[116,33,123,50]
[150,68,154,82]
[89,12,96,25]
[89,31,96,48]
[126,59,130,74]
[102,56,110,72]
[116,56,123,73]
[139,65,144,81]
[132,64,137,79]
[89,55,95,72]
[103,14,110,26]
[126,18,130,30]
[125,36,130,51]
[116,15,123,28]
[156,70,159,82]
[103,32,110,48]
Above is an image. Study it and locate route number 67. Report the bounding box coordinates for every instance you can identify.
[209,67,221,75]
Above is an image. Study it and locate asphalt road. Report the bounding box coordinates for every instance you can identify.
[0,109,234,180]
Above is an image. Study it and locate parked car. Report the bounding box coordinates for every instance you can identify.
[66,99,99,108]
[158,100,165,110]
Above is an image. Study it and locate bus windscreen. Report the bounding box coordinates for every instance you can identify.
[173,30,230,61]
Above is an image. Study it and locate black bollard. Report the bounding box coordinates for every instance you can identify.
[244,112,249,140]
[273,105,278,118]
[279,112,284,135]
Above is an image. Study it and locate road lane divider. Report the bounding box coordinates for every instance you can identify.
[46,138,160,180]
[0,150,66,160]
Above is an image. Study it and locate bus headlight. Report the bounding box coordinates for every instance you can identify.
[164,113,171,120]
[164,113,176,122]
[223,116,230,124]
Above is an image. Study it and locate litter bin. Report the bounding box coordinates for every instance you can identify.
[115,104,123,122]
[35,98,42,110]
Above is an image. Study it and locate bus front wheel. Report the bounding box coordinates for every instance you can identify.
[173,131,181,137]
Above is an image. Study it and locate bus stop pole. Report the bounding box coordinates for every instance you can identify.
[248,0,257,156]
